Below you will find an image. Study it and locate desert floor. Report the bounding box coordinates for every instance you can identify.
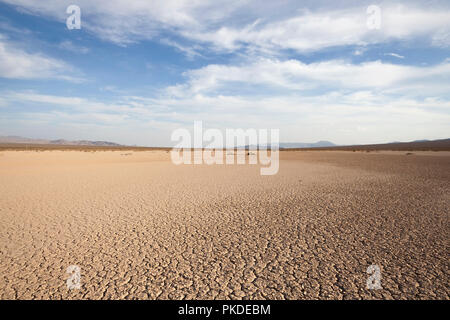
[0,150,448,299]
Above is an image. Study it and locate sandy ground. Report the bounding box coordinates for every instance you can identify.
[0,150,448,300]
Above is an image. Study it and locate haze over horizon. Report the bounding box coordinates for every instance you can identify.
[0,0,449,147]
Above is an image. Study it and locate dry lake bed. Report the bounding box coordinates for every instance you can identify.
[0,150,448,299]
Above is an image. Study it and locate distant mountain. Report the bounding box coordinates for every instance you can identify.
[279,141,336,148]
[48,139,122,146]
[247,138,450,151]
[306,138,450,151]
[0,136,49,144]
[0,136,122,147]
[240,141,336,149]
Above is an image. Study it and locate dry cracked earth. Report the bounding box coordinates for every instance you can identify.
[0,150,448,299]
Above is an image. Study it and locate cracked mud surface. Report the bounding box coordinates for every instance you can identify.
[0,150,448,299]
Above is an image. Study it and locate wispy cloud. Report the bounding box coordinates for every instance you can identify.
[0,34,84,81]
[58,40,90,54]
[167,58,450,96]
[353,48,367,56]
[160,38,203,60]
[2,1,450,55]
[3,52,450,145]
[385,53,405,59]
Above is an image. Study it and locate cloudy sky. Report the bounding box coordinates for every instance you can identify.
[0,0,449,146]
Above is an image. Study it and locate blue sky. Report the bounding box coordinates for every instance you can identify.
[0,0,449,146]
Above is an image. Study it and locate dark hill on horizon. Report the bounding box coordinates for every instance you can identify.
[0,136,122,147]
[287,138,450,151]
[0,136,449,151]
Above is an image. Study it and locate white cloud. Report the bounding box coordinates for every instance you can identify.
[159,39,202,59]
[58,40,90,54]
[385,53,405,59]
[3,81,450,146]
[0,35,84,81]
[353,48,366,56]
[4,92,141,114]
[188,4,450,53]
[432,30,450,48]
[2,1,449,53]
[167,58,450,96]
[0,0,244,45]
